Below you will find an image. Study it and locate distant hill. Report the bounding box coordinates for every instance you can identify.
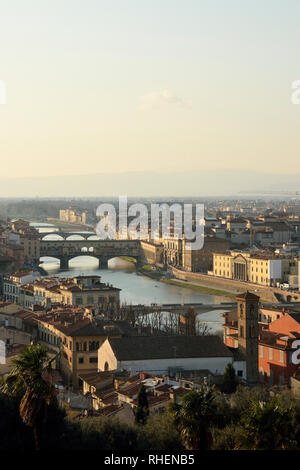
[0,169,299,197]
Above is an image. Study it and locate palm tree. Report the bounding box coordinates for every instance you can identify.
[0,343,58,450]
[238,398,297,450]
[169,386,216,450]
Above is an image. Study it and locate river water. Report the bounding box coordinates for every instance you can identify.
[33,223,227,332]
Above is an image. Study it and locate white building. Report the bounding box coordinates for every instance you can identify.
[3,271,40,304]
[97,335,234,377]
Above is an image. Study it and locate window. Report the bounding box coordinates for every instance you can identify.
[259,345,264,357]
[89,357,97,363]
[78,357,84,364]
[279,350,284,363]
[237,370,243,377]
[269,348,273,360]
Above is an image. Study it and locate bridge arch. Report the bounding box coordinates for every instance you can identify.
[41,234,65,241]
[39,256,61,270]
[65,234,85,241]
[67,254,103,270]
[39,239,141,270]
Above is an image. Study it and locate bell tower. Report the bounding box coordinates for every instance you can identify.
[237,291,259,385]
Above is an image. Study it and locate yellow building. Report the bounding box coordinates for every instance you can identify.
[212,250,284,287]
[37,309,134,389]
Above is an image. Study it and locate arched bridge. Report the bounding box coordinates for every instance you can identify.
[40,239,141,269]
[39,231,96,240]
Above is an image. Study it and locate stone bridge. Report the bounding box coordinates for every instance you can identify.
[40,239,141,269]
[120,302,237,315]
[39,231,96,240]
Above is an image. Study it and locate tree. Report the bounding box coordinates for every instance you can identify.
[222,363,237,394]
[238,397,297,450]
[0,343,57,450]
[168,387,216,450]
[135,385,149,425]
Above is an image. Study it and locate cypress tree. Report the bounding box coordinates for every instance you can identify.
[135,385,149,425]
[222,363,237,394]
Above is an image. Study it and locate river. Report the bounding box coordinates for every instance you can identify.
[33,223,228,332]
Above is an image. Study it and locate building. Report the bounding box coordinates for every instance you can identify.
[183,236,230,272]
[213,250,285,286]
[3,271,40,304]
[0,234,24,270]
[79,370,203,418]
[226,217,247,233]
[97,335,234,376]
[10,220,40,265]
[236,292,259,385]
[140,240,164,266]
[258,311,300,386]
[59,208,87,225]
[224,294,300,386]
[31,275,120,312]
[37,307,136,388]
[223,292,259,385]
[162,238,183,267]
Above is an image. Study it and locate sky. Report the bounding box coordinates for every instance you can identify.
[1,0,300,193]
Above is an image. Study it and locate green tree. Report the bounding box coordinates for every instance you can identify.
[222,363,237,394]
[138,412,183,450]
[135,385,149,425]
[168,387,215,450]
[238,397,297,450]
[0,343,57,450]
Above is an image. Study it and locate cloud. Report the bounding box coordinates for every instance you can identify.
[139,89,188,110]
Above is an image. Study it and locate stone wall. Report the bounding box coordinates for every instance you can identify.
[140,241,163,266]
[171,267,300,303]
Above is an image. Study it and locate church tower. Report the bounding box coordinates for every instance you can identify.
[237,291,259,385]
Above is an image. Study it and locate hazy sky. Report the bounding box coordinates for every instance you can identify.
[1,0,300,182]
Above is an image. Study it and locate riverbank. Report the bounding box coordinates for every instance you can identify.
[160,279,236,299]
[135,262,235,298]
[170,267,287,304]
[137,264,163,280]
[119,258,163,280]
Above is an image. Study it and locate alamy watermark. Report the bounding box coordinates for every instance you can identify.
[96,196,204,250]
[291,80,300,104]
[0,80,6,105]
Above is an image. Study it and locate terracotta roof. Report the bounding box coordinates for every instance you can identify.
[79,370,113,388]
[96,404,122,416]
[133,393,170,407]
[106,335,233,361]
